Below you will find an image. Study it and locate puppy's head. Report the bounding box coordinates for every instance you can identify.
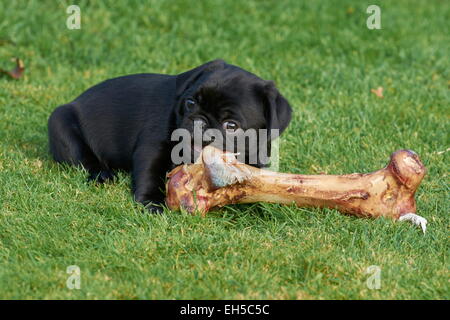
[174,59,292,167]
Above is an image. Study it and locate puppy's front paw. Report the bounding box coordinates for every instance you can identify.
[87,170,115,184]
[144,203,164,214]
[134,194,165,214]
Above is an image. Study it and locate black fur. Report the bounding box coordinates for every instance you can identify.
[48,59,292,212]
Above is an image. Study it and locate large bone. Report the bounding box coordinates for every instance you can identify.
[166,146,427,232]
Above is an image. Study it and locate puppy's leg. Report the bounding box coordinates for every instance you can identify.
[48,104,114,183]
[132,143,171,213]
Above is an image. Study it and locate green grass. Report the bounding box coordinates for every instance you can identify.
[0,0,448,299]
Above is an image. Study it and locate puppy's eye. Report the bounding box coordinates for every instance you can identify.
[223,121,239,132]
[185,99,196,110]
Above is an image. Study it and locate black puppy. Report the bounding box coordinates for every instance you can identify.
[48,59,292,212]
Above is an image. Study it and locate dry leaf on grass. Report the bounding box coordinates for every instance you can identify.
[0,57,25,79]
[371,86,384,98]
[370,87,383,98]
[436,148,450,155]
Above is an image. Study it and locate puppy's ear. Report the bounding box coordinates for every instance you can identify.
[176,59,226,97]
[263,81,292,140]
[256,81,292,166]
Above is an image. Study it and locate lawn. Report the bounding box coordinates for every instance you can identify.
[0,0,448,299]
